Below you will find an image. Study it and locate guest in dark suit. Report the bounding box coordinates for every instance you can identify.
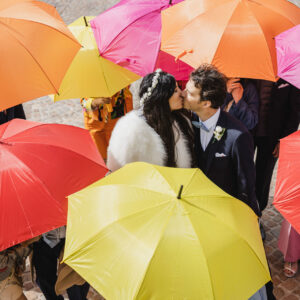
[223,78,259,131]
[254,79,300,279]
[183,64,260,216]
[254,79,300,212]
[0,104,26,125]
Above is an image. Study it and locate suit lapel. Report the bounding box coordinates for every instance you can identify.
[205,111,227,172]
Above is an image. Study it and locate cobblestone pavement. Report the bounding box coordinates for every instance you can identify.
[20,0,300,299]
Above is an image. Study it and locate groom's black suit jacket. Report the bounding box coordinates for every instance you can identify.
[194,110,260,216]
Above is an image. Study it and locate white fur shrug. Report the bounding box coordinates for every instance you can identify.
[107,110,192,171]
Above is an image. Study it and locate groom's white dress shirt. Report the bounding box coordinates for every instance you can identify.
[199,108,220,150]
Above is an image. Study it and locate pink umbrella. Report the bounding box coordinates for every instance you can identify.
[276,25,300,89]
[90,0,193,80]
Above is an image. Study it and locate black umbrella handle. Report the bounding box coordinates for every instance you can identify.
[83,16,88,27]
[177,185,183,199]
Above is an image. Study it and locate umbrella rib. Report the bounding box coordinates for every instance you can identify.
[180,203,216,299]
[1,163,66,250]
[0,19,60,93]
[98,57,112,95]
[151,164,194,196]
[182,194,258,221]
[131,13,161,71]
[137,164,177,195]
[181,199,270,284]
[2,124,106,173]
[8,142,106,186]
[133,198,217,299]
[2,123,67,140]
[210,3,240,62]
[8,140,106,170]
[5,148,69,211]
[95,183,176,197]
[99,182,236,205]
[6,169,34,237]
[244,2,277,77]
[1,122,46,140]
[0,18,80,94]
[247,0,297,24]
[131,202,178,300]
[96,7,162,55]
[176,168,199,194]
[23,20,79,44]
[162,1,237,45]
[1,8,79,44]
[179,196,223,217]
[63,199,174,262]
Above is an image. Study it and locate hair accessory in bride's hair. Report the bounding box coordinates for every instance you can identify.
[140,69,162,107]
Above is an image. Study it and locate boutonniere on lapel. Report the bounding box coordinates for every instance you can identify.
[213,126,226,143]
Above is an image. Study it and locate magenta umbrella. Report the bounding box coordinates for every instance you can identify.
[90,0,193,80]
[276,25,300,89]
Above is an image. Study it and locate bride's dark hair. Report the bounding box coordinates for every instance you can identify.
[139,71,196,167]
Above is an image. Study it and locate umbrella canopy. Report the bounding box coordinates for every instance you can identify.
[0,119,107,251]
[288,0,300,7]
[0,0,81,110]
[90,0,193,80]
[161,0,300,81]
[276,25,300,89]
[274,130,300,234]
[54,16,140,101]
[63,162,270,300]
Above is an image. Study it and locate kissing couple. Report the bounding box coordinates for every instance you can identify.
[107,64,260,217]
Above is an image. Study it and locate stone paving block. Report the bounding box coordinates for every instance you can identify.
[279,273,290,284]
[293,289,300,296]
[281,278,299,292]
[282,295,300,300]
[274,287,286,299]
[273,275,282,286]
[24,281,35,291]
[273,250,284,260]
[24,290,46,300]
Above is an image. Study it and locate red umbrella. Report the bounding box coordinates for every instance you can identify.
[0,119,107,251]
[274,130,300,234]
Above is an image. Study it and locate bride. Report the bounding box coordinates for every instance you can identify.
[107,69,196,171]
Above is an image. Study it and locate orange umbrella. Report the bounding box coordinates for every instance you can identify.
[161,0,300,81]
[0,0,81,110]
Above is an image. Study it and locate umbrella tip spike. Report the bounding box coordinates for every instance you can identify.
[83,16,88,27]
[177,185,183,199]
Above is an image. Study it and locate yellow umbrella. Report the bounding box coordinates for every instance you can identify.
[63,162,270,300]
[54,17,140,101]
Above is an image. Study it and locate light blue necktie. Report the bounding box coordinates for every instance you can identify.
[192,120,209,132]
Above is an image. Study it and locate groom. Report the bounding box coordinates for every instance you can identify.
[183,64,260,216]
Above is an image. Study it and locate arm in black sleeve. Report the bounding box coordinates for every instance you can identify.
[281,86,300,138]
[13,104,26,120]
[230,83,259,130]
